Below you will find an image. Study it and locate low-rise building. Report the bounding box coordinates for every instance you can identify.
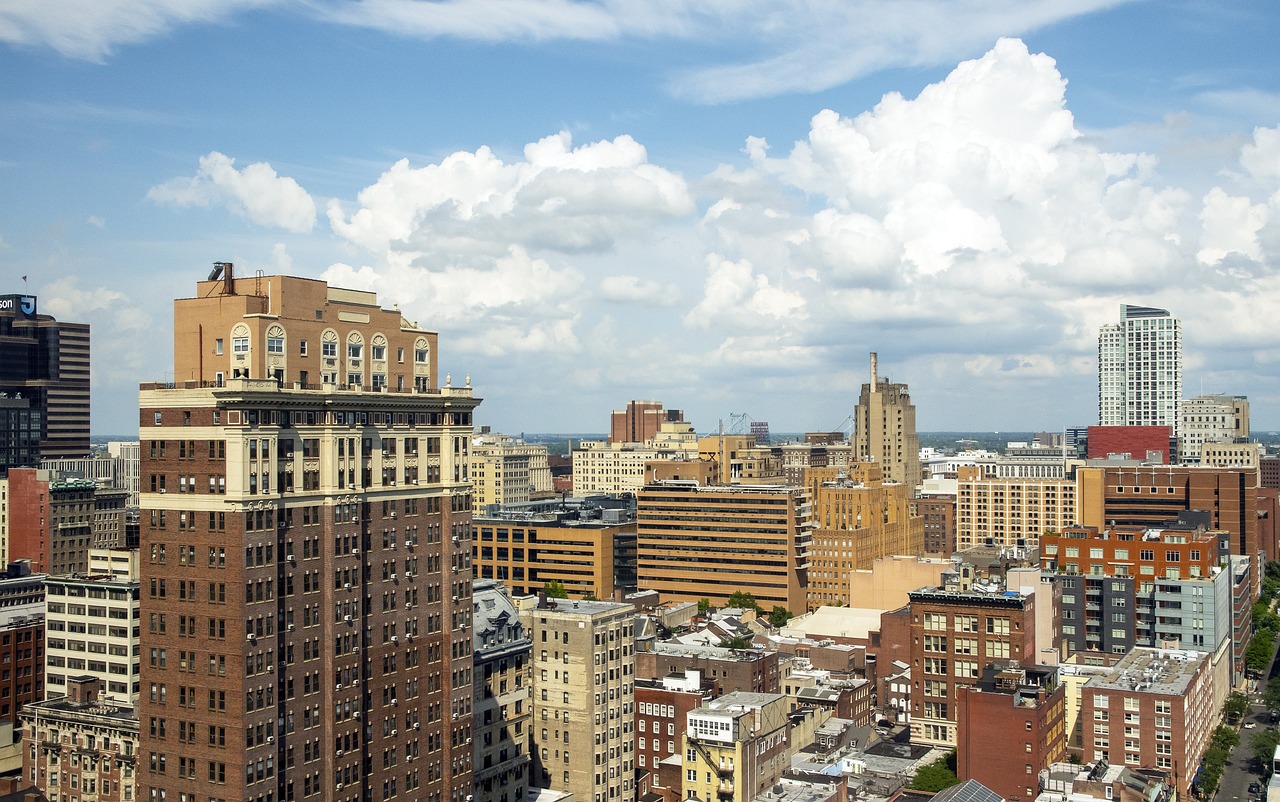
[21,675,138,802]
[636,643,780,696]
[956,664,1066,802]
[682,692,791,802]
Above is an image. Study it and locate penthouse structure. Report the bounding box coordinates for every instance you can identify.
[139,271,480,802]
[636,643,780,696]
[473,508,633,600]
[1080,648,1213,798]
[610,401,685,446]
[803,465,924,608]
[906,581,1037,748]
[853,353,921,492]
[636,482,813,612]
[522,598,635,802]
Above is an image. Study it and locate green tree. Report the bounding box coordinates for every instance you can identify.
[1223,692,1250,725]
[1252,727,1280,769]
[544,580,568,599]
[1264,676,1280,712]
[768,606,792,628]
[1246,630,1276,673]
[909,755,960,793]
[1211,726,1239,751]
[720,635,753,650]
[697,598,712,614]
[727,591,760,611]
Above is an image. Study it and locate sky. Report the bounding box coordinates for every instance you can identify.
[3,1,1280,438]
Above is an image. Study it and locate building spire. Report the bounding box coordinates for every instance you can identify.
[870,351,878,390]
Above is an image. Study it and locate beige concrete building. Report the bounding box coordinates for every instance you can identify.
[45,556,140,705]
[471,433,553,513]
[637,482,814,612]
[853,353,921,493]
[803,465,924,608]
[769,441,855,486]
[572,423,699,496]
[1180,394,1248,463]
[846,555,953,610]
[521,598,635,802]
[956,466,1078,550]
[681,692,791,802]
[1199,441,1262,470]
[473,511,631,599]
[696,436,781,484]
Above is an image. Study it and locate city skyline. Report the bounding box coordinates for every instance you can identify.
[3,3,1280,435]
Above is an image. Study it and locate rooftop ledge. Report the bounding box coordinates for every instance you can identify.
[140,377,475,398]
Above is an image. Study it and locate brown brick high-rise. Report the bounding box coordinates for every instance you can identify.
[139,273,481,802]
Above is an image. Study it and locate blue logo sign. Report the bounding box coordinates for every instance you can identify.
[19,296,35,316]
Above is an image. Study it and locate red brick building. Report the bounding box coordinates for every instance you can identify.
[957,664,1066,802]
[7,468,126,575]
[906,584,1037,748]
[916,494,957,556]
[636,642,780,695]
[22,676,137,802]
[635,671,715,792]
[1085,426,1174,463]
[1080,647,1214,798]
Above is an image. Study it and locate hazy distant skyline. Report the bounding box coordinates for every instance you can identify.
[3,2,1280,436]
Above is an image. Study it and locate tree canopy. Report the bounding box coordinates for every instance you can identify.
[544,580,569,599]
[909,754,960,793]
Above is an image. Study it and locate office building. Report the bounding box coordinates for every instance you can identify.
[572,424,699,496]
[853,353,920,492]
[0,560,45,757]
[1098,305,1182,435]
[1180,395,1249,463]
[636,482,814,612]
[473,508,632,599]
[1076,465,1259,559]
[610,401,685,446]
[803,465,924,608]
[956,664,1066,802]
[522,597,635,802]
[0,294,90,463]
[21,676,137,802]
[45,551,140,704]
[917,491,957,556]
[1079,648,1213,798]
[138,271,480,802]
[472,579,531,802]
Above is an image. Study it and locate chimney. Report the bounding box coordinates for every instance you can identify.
[869,352,878,390]
[66,675,101,705]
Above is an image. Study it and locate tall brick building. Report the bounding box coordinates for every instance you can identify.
[138,272,480,802]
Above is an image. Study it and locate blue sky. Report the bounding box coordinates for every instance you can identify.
[3,1,1280,437]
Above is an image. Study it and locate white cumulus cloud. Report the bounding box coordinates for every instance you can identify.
[149,151,316,232]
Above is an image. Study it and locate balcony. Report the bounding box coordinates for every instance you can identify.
[717,780,734,798]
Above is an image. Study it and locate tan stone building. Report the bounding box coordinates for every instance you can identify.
[521,598,635,802]
[572,424,699,496]
[470,434,553,513]
[139,272,480,802]
[636,482,814,612]
[956,467,1078,550]
[803,465,924,608]
[853,353,921,493]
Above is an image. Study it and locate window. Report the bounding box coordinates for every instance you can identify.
[233,337,249,354]
[372,345,386,361]
[414,348,429,364]
[267,336,284,354]
[348,343,363,360]
[300,340,308,356]
[322,341,337,358]
[214,338,224,355]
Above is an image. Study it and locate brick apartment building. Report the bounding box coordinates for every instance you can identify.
[138,272,479,802]
[636,643,781,696]
[956,664,1066,802]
